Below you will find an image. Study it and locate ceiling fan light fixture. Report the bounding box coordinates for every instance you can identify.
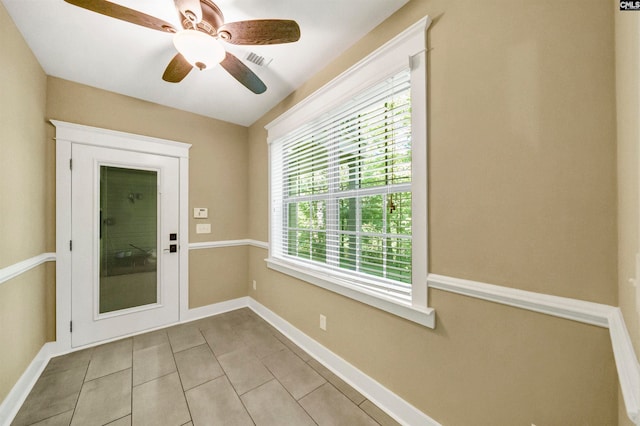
[173,30,225,71]
[174,0,202,24]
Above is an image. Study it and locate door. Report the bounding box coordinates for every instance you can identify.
[71,143,180,347]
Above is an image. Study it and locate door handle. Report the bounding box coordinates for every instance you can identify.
[164,244,178,253]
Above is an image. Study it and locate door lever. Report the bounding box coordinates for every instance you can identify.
[164,244,178,253]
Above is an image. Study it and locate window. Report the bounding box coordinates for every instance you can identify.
[273,70,413,299]
[266,17,433,328]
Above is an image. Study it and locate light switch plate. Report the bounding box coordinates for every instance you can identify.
[196,223,211,234]
[194,208,208,219]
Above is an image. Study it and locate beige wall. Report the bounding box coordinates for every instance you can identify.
[45,77,250,309]
[248,0,619,424]
[0,4,49,267]
[0,266,55,402]
[0,0,629,422]
[189,246,248,308]
[0,2,53,401]
[615,2,640,425]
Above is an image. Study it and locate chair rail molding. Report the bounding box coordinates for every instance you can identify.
[427,273,612,327]
[427,273,640,425]
[0,253,56,285]
[188,239,268,250]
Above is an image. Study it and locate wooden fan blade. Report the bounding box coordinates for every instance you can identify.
[220,52,266,94]
[162,53,193,83]
[218,20,300,45]
[64,0,177,33]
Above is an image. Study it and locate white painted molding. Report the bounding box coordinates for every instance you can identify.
[2,268,637,425]
[248,298,441,426]
[188,239,268,250]
[52,120,191,352]
[608,308,640,425]
[0,342,56,426]
[180,296,249,323]
[247,239,269,249]
[0,297,250,426]
[428,273,640,425]
[266,257,435,329]
[0,253,56,286]
[265,16,431,142]
[50,120,192,158]
[427,273,612,328]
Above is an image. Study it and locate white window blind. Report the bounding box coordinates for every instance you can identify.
[270,69,413,301]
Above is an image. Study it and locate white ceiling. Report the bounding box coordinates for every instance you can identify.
[2,0,408,126]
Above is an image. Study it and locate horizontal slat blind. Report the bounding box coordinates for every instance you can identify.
[271,69,412,301]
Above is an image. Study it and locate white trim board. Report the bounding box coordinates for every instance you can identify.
[427,273,640,424]
[1,295,428,426]
[266,257,435,328]
[0,253,56,286]
[0,342,56,426]
[427,274,612,328]
[50,120,192,158]
[608,308,640,425]
[248,298,440,426]
[0,297,250,426]
[265,16,431,142]
[188,239,268,250]
[2,284,638,425]
[52,120,191,351]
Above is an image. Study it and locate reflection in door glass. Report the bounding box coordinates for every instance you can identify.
[100,166,158,313]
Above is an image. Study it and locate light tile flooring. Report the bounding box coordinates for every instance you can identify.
[12,308,400,426]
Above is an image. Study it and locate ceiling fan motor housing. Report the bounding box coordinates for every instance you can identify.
[174,0,203,24]
[182,0,224,33]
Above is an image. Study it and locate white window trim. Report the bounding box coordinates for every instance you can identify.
[266,16,434,329]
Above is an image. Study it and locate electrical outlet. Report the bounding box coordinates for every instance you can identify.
[319,314,327,331]
[252,280,256,290]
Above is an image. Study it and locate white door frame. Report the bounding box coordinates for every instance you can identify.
[52,120,191,351]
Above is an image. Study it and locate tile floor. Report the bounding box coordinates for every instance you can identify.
[12,308,400,426]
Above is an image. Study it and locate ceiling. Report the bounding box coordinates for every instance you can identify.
[2,0,408,126]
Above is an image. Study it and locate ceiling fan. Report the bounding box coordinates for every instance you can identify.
[63,0,301,94]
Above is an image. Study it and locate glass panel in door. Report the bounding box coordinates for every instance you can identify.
[99,166,158,314]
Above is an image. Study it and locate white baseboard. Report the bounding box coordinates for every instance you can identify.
[180,296,250,323]
[2,283,637,426]
[248,297,440,426]
[0,342,56,426]
[0,297,250,425]
[1,295,434,426]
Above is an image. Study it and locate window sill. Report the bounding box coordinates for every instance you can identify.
[265,257,435,329]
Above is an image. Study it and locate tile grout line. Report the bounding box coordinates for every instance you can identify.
[67,350,93,426]
[18,309,390,426]
[199,311,258,425]
[235,378,261,426]
[168,328,196,425]
[294,347,382,425]
[260,347,326,403]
